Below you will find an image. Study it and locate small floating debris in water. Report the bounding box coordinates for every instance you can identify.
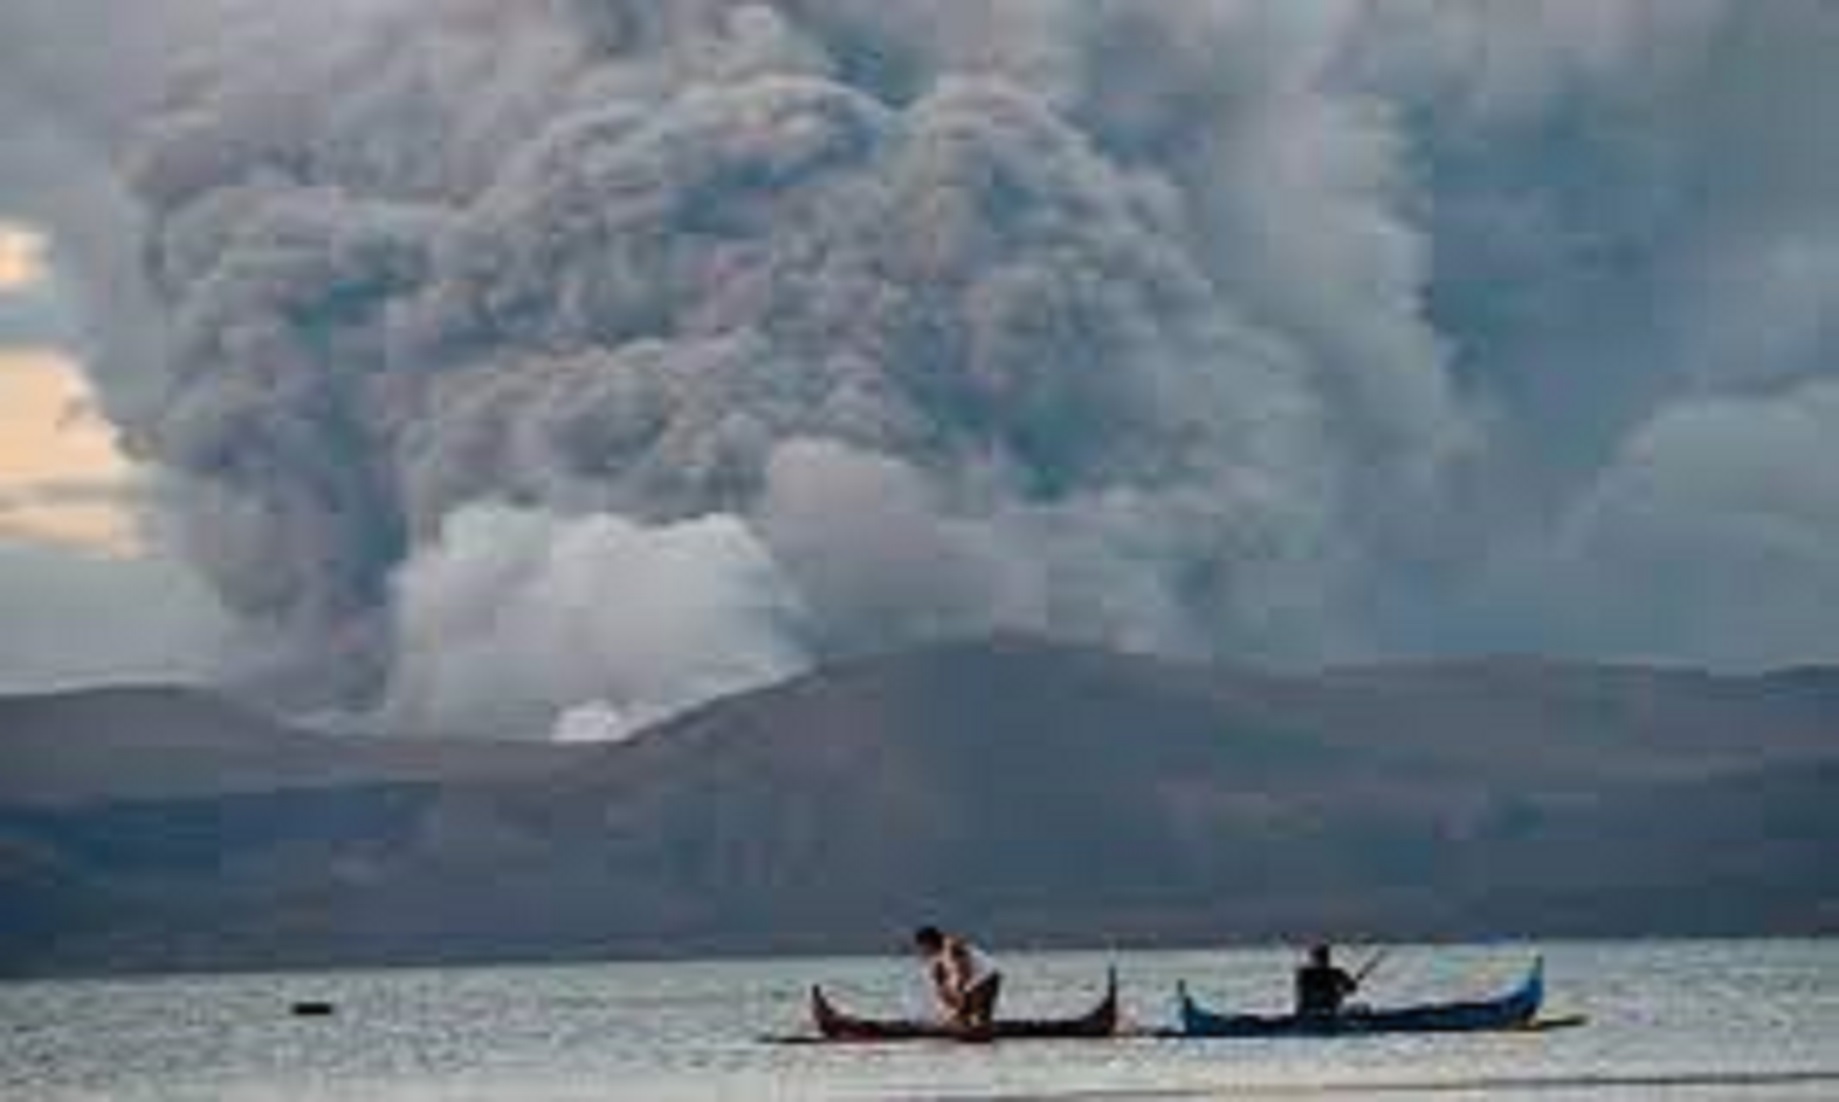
[289,1000,335,1017]
[1523,1013,1589,1032]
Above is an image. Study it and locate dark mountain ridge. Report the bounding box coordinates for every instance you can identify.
[0,684,591,806]
[2,637,1835,976]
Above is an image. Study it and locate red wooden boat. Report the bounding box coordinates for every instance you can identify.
[811,970,1119,1042]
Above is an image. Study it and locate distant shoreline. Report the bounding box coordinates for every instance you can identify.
[11,930,1839,985]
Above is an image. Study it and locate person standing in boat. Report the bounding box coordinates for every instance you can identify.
[1294,942,1359,1017]
[914,925,1002,1029]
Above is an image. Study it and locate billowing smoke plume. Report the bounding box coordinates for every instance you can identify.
[388,502,806,737]
[5,1,1838,735]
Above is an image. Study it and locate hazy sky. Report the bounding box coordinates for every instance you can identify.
[0,218,230,691]
[2,1,1837,735]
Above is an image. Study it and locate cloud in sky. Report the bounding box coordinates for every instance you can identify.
[0,348,138,553]
[0,221,79,347]
[0,222,48,291]
[2,1,1837,735]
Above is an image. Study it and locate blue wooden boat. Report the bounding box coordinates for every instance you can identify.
[1177,958,1546,1037]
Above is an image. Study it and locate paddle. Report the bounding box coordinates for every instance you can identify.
[1351,948,1390,987]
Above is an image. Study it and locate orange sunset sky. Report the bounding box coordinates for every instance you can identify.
[0,222,139,554]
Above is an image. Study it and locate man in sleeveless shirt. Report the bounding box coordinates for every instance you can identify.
[914,925,1002,1029]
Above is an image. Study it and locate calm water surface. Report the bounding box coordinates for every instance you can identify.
[3,940,1836,1100]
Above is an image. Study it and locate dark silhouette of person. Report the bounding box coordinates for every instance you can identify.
[1294,942,1358,1017]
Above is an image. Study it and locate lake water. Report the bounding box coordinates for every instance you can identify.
[3,940,1836,1100]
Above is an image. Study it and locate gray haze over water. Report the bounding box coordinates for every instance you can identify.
[3,2,1838,735]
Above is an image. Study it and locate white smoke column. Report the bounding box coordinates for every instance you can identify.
[386,502,809,738]
[550,700,634,744]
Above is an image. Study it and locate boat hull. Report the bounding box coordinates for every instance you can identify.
[811,970,1118,1042]
[1178,958,1544,1038]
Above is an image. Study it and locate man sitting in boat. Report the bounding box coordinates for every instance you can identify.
[914,925,1002,1029]
[1294,943,1359,1017]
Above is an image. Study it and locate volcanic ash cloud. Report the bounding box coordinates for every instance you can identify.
[8,1,1838,731]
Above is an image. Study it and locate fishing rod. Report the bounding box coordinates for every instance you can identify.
[1352,947,1390,985]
